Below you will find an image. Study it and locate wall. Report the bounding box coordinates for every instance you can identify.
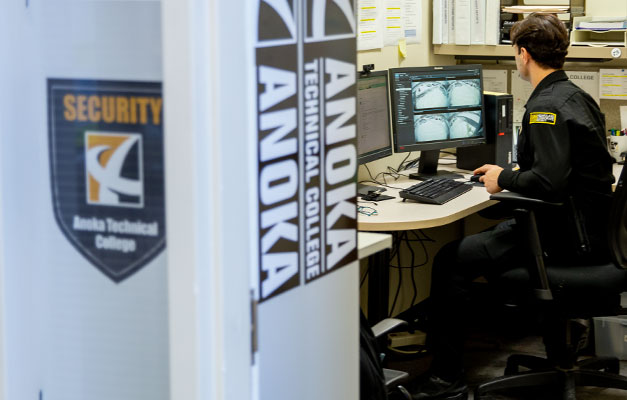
[357,0,455,181]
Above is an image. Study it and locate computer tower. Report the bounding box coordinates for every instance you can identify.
[457,92,514,171]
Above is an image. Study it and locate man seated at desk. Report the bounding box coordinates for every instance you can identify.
[413,13,615,400]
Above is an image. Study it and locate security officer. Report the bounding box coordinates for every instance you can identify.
[413,13,614,400]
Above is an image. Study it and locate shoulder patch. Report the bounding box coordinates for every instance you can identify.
[529,112,556,125]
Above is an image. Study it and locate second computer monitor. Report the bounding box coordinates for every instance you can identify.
[389,64,487,179]
[357,70,393,164]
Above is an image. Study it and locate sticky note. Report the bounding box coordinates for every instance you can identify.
[398,38,407,58]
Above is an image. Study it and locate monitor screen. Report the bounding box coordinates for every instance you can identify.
[357,71,393,164]
[388,65,486,154]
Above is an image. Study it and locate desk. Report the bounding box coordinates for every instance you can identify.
[358,232,393,259]
[359,164,623,231]
[358,232,393,323]
[358,170,494,322]
[358,172,496,232]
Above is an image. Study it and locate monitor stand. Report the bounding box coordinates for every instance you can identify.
[408,149,463,181]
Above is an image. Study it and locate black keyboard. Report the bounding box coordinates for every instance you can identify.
[399,178,472,205]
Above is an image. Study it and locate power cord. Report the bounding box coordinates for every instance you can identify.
[387,230,435,317]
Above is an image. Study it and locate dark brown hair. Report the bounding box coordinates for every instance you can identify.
[510,13,570,69]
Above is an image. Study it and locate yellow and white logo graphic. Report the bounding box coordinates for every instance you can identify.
[85,131,144,208]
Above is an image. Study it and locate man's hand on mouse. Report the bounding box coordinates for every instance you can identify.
[473,164,504,194]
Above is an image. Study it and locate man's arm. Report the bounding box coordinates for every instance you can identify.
[498,108,570,199]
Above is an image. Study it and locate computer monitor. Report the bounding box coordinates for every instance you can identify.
[356,70,395,200]
[357,70,393,165]
[388,64,487,180]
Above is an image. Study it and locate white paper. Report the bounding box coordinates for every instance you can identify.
[565,71,599,105]
[357,0,384,51]
[483,69,508,93]
[620,106,627,130]
[599,69,627,100]
[383,0,404,46]
[512,122,521,164]
[402,0,421,44]
[510,70,534,123]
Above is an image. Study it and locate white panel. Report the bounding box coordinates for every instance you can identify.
[257,263,359,400]
[0,2,167,400]
[163,0,254,399]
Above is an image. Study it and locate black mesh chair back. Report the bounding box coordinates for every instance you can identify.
[609,164,627,270]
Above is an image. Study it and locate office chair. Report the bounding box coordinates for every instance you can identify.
[475,164,627,400]
[361,312,412,400]
[371,318,413,400]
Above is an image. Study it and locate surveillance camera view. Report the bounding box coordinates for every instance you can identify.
[391,67,484,150]
[414,110,482,142]
[412,79,481,110]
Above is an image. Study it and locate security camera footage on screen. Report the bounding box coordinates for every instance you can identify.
[390,66,486,179]
[412,79,482,141]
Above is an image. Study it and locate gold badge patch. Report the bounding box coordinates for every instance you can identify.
[529,112,556,125]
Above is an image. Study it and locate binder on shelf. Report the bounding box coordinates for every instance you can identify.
[433,0,443,44]
[448,0,456,45]
[454,0,471,45]
[485,0,500,45]
[470,0,486,45]
[442,0,449,43]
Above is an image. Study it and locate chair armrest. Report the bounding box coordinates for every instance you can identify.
[372,318,408,339]
[491,192,557,301]
[490,192,563,209]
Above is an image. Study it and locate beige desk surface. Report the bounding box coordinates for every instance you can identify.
[358,171,496,232]
[357,232,393,260]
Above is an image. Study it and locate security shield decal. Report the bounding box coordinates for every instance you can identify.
[48,79,165,283]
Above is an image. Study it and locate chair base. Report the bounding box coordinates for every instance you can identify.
[475,355,627,400]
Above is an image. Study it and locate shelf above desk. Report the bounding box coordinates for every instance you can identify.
[433,44,626,60]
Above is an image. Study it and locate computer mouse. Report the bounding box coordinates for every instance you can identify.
[470,173,484,183]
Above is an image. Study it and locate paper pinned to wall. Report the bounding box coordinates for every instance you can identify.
[357,0,422,50]
[402,0,422,44]
[620,106,627,130]
[510,70,534,123]
[383,0,404,46]
[599,69,627,100]
[357,0,384,51]
[511,70,601,123]
[566,71,599,105]
[482,69,508,93]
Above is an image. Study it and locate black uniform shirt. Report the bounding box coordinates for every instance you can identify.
[498,70,614,255]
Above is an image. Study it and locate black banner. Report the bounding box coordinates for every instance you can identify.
[256,0,357,302]
[48,79,165,283]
